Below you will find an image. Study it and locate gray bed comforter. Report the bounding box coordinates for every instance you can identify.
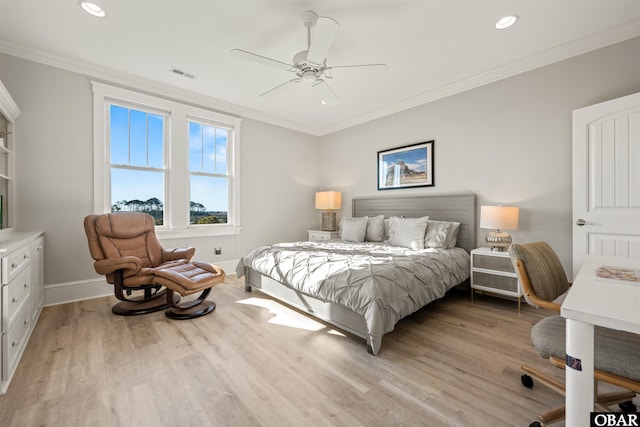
[236,241,470,354]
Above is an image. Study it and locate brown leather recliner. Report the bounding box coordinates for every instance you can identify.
[84,212,225,319]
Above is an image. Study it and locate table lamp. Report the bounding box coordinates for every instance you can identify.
[315,191,341,231]
[480,205,519,251]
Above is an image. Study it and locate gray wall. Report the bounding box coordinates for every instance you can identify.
[0,53,320,295]
[0,36,639,302]
[318,37,640,276]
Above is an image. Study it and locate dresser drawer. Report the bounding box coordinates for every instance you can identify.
[2,245,31,284]
[472,254,514,273]
[2,268,30,332]
[2,303,31,382]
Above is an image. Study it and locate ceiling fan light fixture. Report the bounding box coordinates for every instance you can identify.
[495,15,518,30]
[232,9,386,106]
[79,1,106,18]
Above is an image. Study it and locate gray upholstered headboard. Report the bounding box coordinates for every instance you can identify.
[352,193,476,252]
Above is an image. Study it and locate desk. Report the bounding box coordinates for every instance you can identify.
[561,256,640,427]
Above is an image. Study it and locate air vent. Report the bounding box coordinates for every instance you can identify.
[170,67,196,79]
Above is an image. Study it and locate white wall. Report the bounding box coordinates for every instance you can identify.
[318,37,640,276]
[0,53,320,304]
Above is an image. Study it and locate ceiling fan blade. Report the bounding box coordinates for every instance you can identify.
[312,79,339,106]
[307,17,339,65]
[260,78,302,98]
[230,49,293,71]
[325,64,388,78]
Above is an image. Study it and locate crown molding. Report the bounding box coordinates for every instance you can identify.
[0,80,21,122]
[317,18,640,136]
[1,17,639,137]
[0,40,320,136]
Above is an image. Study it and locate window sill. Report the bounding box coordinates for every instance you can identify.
[156,226,241,240]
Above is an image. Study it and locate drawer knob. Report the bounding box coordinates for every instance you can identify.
[11,263,17,269]
[24,254,29,260]
[37,245,43,251]
[24,319,29,326]
[12,297,18,303]
[11,341,17,347]
[24,283,29,289]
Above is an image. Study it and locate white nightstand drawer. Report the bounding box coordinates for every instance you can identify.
[472,271,518,293]
[308,230,340,242]
[472,254,515,273]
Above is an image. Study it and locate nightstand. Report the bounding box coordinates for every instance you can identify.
[470,247,522,311]
[307,230,340,242]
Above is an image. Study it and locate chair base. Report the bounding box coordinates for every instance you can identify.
[521,363,637,426]
[164,287,215,320]
[165,300,216,320]
[112,289,180,316]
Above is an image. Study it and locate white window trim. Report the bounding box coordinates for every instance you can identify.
[92,81,242,237]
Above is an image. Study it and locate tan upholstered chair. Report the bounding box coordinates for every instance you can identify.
[509,242,639,427]
[84,212,225,319]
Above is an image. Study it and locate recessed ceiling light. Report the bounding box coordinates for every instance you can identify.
[495,15,518,30]
[79,1,106,18]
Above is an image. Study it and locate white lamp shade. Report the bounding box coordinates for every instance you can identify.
[315,191,342,210]
[480,206,519,230]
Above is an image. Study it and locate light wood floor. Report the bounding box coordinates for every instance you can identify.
[0,277,631,426]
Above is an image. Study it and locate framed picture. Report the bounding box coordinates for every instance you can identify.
[378,140,434,190]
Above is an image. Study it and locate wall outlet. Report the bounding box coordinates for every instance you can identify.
[215,247,222,255]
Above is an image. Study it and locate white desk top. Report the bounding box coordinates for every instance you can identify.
[561,256,640,334]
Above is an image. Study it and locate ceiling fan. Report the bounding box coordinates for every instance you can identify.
[231,10,387,106]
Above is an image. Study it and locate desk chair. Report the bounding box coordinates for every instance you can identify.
[509,242,639,427]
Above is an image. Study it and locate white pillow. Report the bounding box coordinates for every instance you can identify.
[383,218,391,240]
[388,216,429,249]
[340,216,368,242]
[365,215,385,242]
[425,220,460,249]
[446,222,460,248]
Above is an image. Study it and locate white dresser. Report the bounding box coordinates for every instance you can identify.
[0,229,44,394]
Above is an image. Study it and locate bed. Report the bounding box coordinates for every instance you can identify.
[236,193,476,354]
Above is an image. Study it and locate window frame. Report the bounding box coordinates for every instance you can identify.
[187,116,232,227]
[92,81,242,238]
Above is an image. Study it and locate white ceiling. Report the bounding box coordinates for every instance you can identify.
[1,1,639,136]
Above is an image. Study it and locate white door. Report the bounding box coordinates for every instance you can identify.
[572,92,640,277]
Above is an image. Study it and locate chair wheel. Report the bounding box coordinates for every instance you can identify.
[521,374,534,388]
[529,422,542,427]
[619,401,637,412]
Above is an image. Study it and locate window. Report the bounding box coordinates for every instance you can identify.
[109,103,167,225]
[188,119,230,225]
[92,82,241,237]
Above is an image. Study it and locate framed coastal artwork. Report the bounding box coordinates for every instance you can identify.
[377,140,434,190]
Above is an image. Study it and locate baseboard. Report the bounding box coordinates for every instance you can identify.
[43,277,112,307]
[204,259,239,277]
[44,259,240,307]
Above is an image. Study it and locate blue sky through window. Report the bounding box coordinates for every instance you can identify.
[110,105,228,213]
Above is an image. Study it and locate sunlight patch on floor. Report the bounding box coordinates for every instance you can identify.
[237,297,329,332]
